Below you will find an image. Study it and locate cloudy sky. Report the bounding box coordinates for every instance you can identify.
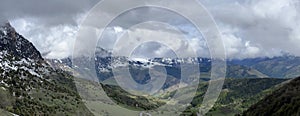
[1,0,299,59]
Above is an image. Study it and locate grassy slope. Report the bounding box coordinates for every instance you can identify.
[181,78,288,116]
[0,71,93,116]
[243,77,300,116]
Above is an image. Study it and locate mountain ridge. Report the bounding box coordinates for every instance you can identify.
[0,22,92,115]
[0,22,43,61]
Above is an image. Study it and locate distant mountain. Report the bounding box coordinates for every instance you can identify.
[83,54,300,81]
[226,65,268,78]
[56,55,265,89]
[230,56,300,78]
[47,50,269,91]
[243,77,300,116]
[0,22,92,115]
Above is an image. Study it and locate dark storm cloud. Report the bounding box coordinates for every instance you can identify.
[0,0,100,26]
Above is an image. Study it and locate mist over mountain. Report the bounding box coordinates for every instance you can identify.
[0,15,299,116]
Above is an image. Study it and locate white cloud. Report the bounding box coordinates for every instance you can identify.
[11,19,78,59]
[204,0,300,58]
[111,24,201,58]
[5,0,300,59]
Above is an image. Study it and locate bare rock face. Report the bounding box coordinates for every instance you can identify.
[0,22,43,61]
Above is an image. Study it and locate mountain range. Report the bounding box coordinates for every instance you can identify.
[229,56,300,78]
[1,22,300,116]
[50,49,300,91]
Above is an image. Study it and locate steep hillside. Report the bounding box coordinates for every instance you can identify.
[243,77,300,116]
[0,23,43,61]
[0,22,92,115]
